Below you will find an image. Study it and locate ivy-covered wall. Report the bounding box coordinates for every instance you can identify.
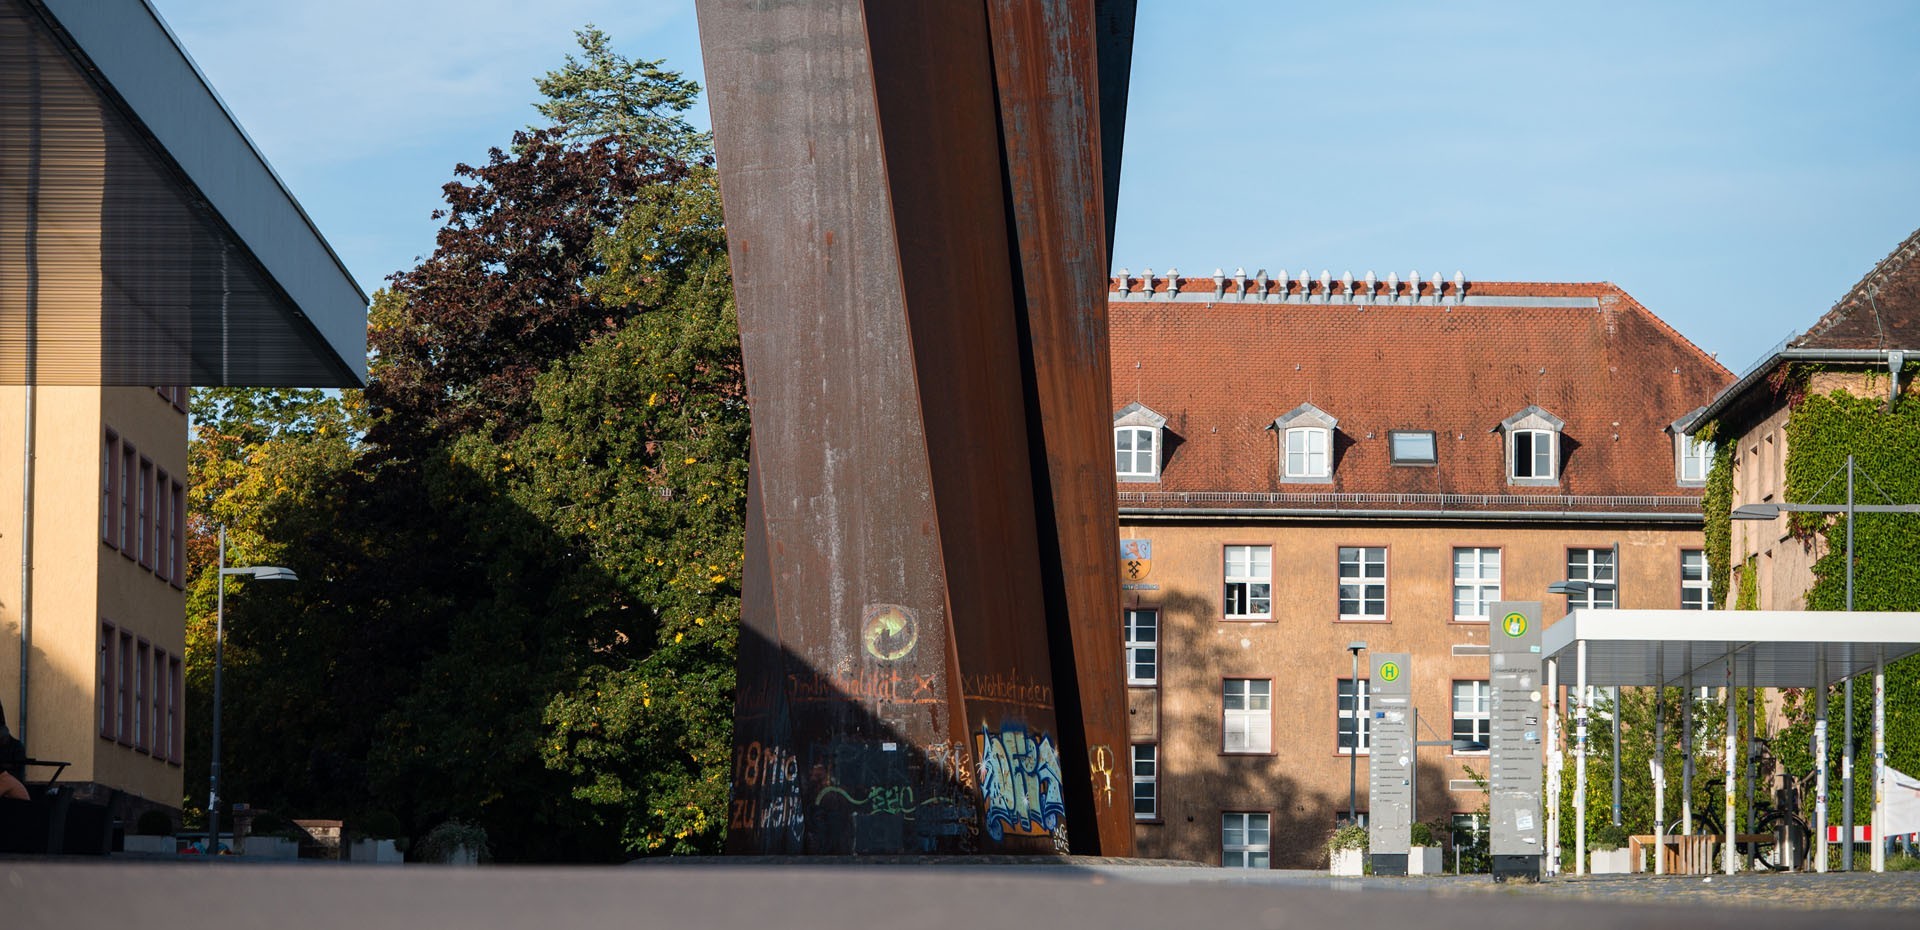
[1701,365,1920,794]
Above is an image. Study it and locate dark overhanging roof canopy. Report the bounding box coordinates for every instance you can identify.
[1,0,366,388]
[1542,609,1920,688]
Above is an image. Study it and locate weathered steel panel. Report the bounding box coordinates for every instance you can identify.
[705,0,1130,856]
[983,0,1134,855]
[701,0,971,854]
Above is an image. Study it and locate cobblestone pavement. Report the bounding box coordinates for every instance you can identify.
[1481,870,1920,910]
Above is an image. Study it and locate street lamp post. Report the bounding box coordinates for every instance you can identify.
[1347,641,1367,824]
[207,526,296,859]
[1732,454,1920,871]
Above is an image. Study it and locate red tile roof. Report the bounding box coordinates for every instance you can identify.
[1793,227,1920,351]
[1108,280,1732,510]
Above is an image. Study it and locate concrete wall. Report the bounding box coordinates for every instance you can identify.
[1122,516,1706,868]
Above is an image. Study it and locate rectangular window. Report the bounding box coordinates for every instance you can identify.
[102,429,118,545]
[171,480,187,587]
[1681,550,1712,610]
[1222,812,1271,869]
[151,467,169,577]
[137,457,154,568]
[1452,680,1491,752]
[1452,547,1500,621]
[134,639,151,751]
[1511,429,1555,479]
[1124,608,1158,685]
[1389,430,1436,465]
[119,443,135,558]
[1115,426,1157,478]
[1223,545,1272,619]
[168,656,184,764]
[1223,679,1272,753]
[1338,546,1387,619]
[1285,427,1329,478]
[98,621,115,739]
[152,648,168,759]
[118,630,134,745]
[1566,548,1618,609]
[1338,678,1371,754]
[1132,744,1157,820]
[1679,434,1713,483]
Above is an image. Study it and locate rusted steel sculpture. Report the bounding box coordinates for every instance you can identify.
[700,1,1136,855]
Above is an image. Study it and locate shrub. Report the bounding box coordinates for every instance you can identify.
[418,819,490,863]
[1410,822,1435,847]
[359,811,404,839]
[1327,824,1368,853]
[1590,821,1631,850]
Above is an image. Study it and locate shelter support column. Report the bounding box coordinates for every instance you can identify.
[1653,675,1665,875]
[1576,639,1588,876]
[1683,648,1693,835]
[1724,657,1736,875]
[1545,657,1560,877]
[1815,646,1829,873]
[1874,647,1886,873]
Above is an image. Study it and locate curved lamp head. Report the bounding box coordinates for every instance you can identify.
[1547,580,1591,596]
[221,566,297,582]
[1730,504,1782,521]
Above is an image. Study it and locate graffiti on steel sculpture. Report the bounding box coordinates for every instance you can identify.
[698,1,1137,856]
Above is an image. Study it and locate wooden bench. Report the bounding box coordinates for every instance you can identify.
[1629,833,1774,874]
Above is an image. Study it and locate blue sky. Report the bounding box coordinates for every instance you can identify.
[150,0,1920,374]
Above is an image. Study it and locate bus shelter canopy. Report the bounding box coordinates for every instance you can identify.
[1541,609,1920,688]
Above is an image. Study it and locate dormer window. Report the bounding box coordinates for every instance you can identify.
[1671,407,1712,486]
[1273,403,1336,482]
[1113,402,1168,482]
[1500,406,1563,485]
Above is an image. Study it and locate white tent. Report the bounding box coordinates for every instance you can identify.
[1541,609,1920,875]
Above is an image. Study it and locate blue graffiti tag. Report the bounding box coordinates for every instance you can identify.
[975,723,1065,841]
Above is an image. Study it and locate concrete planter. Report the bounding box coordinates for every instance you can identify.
[1408,846,1444,875]
[1590,847,1632,874]
[240,836,302,860]
[1330,847,1365,876]
[349,838,405,864]
[121,835,178,855]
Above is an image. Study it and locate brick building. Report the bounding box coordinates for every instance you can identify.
[1107,269,1731,867]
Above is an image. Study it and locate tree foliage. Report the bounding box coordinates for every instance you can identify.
[185,31,742,860]
[532,25,709,161]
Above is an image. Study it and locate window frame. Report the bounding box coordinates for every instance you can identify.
[1114,425,1159,480]
[1452,546,1501,622]
[167,656,184,764]
[1222,544,1272,621]
[1510,428,1556,481]
[1677,432,1713,485]
[1222,812,1272,869]
[1222,678,1273,754]
[1124,608,1158,685]
[102,428,118,546]
[1337,546,1388,620]
[1132,744,1158,821]
[98,620,116,740]
[117,629,134,745]
[1681,549,1712,610]
[1388,429,1437,466]
[170,479,187,587]
[134,638,151,752]
[1284,426,1331,479]
[1565,547,1619,609]
[1337,677,1372,756]
[119,442,136,558]
[1451,680,1491,755]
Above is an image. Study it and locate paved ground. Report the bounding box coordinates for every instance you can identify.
[4,859,1916,929]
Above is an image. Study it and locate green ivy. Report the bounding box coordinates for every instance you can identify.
[1700,427,1736,609]
[1778,383,1920,788]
